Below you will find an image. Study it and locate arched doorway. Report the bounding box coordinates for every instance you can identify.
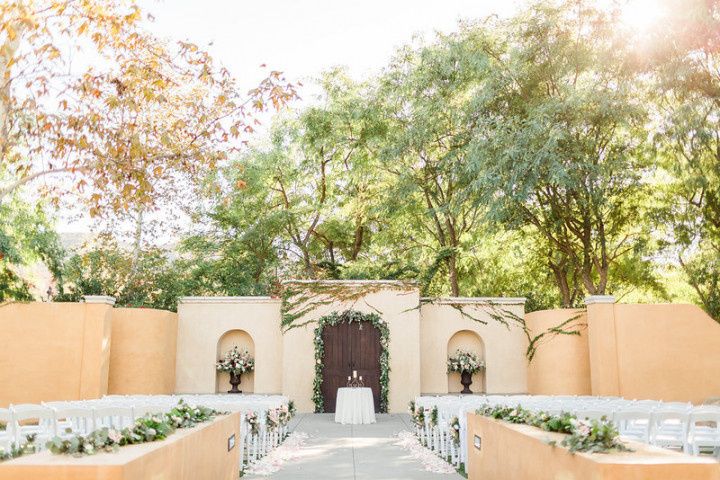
[321,321,382,412]
[216,329,255,393]
[447,330,485,394]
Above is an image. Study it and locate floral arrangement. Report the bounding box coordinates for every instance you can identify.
[266,408,280,432]
[411,405,425,428]
[277,404,291,427]
[0,434,38,463]
[429,406,438,428]
[447,349,485,374]
[46,400,222,457]
[313,310,390,413]
[449,416,461,446]
[475,405,630,454]
[216,346,255,375]
[246,411,260,436]
[288,400,296,417]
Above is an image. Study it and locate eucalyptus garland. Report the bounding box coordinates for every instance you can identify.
[312,309,390,413]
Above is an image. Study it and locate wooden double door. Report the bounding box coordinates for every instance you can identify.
[320,321,382,413]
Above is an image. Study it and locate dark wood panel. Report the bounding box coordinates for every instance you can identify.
[320,320,382,413]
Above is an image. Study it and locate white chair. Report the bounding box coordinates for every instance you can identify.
[576,409,609,421]
[649,410,690,452]
[10,404,56,448]
[688,411,720,457]
[51,407,95,437]
[92,406,135,430]
[613,409,652,443]
[0,408,15,451]
[133,404,168,418]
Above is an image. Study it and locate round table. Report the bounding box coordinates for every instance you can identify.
[334,387,376,424]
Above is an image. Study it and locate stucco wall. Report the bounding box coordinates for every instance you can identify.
[420,300,528,395]
[282,281,421,413]
[466,413,720,480]
[0,413,241,480]
[588,302,720,404]
[526,309,591,396]
[108,308,178,395]
[0,301,112,407]
[175,298,283,395]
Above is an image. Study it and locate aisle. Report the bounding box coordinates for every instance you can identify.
[243,413,464,480]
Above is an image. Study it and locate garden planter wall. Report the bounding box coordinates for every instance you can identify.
[466,413,720,480]
[0,413,241,480]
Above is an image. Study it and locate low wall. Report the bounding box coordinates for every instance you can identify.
[526,309,591,396]
[0,413,240,480]
[588,302,720,403]
[466,414,720,480]
[175,297,283,396]
[108,308,178,395]
[420,300,527,395]
[0,302,112,407]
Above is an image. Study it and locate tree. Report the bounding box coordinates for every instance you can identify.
[0,0,297,216]
[0,183,63,301]
[193,70,385,283]
[653,0,720,318]
[375,30,487,296]
[467,1,657,306]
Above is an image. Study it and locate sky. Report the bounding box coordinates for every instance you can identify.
[137,0,518,95]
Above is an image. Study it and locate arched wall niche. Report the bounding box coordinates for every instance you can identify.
[215,329,255,393]
[447,330,485,394]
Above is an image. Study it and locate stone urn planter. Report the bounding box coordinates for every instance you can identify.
[460,370,473,394]
[228,372,242,394]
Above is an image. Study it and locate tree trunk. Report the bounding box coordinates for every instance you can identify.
[446,253,460,297]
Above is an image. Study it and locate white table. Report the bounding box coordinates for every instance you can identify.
[334,387,376,424]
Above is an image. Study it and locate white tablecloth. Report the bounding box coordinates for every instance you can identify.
[334,387,376,424]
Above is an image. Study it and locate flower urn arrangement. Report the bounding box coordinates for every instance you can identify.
[447,349,485,394]
[216,346,255,394]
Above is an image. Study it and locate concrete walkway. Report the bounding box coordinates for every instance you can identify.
[244,413,464,480]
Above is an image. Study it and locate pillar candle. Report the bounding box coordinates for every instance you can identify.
[353,370,357,378]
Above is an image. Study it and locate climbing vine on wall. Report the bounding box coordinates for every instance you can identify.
[312,309,390,413]
[281,280,414,331]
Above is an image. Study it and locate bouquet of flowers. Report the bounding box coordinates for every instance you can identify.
[447,349,484,374]
[246,411,260,436]
[216,346,255,375]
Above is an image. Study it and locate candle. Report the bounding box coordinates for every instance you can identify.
[353,370,357,378]
[359,376,363,381]
[347,376,351,382]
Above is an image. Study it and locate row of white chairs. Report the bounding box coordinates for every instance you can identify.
[413,395,720,468]
[0,394,294,469]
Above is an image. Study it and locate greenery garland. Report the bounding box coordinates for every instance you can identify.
[312,309,390,413]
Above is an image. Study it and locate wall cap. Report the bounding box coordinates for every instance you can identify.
[177,296,281,304]
[421,297,527,305]
[584,295,616,305]
[82,295,116,305]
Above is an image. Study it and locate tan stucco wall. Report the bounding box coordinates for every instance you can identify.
[108,308,178,395]
[282,281,422,413]
[466,413,720,480]
[526,309,591,396]
[175,298,283,395]
[588,302,720,404]
[0,302,112,407]
[420,301,528,395]
[0,413,240,480]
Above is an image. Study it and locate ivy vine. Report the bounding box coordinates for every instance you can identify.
[312,309,390,413]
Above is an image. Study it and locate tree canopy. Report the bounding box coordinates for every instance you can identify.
[3,0,719,322]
